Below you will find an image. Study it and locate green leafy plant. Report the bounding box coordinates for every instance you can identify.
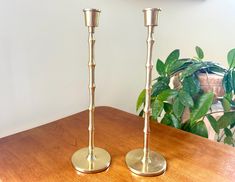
[137,47,235,146]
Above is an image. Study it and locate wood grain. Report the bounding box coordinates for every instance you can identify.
[0,106,234,182]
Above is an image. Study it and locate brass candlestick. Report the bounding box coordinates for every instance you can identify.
[71,8,111,174]
[125,8,166,177]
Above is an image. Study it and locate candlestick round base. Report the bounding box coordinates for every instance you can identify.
[125,148,166,176]
[71,147,111,173]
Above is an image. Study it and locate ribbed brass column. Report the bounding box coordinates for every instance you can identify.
[125,8,166,177]
[71,8,111,174]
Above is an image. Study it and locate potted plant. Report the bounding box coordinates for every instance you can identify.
[137,46,235,146]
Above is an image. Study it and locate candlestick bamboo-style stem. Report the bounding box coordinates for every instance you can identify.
[125,8,166,177]
[71,8,111,174]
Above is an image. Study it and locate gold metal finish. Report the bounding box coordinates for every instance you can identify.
[83,8,101,27]
[125,8,166,177]
[71,8,111,174]
[143,8,161,26]
[126,149,166,176]
[71,147,111,173]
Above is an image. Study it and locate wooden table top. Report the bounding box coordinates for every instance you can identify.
[0,106,235,182]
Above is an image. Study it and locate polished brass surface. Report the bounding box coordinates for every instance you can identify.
[125,8,166,176]
[83,8,101,27]
[71,8,111,173]
[126,149,166,176]
[143,8,161,27]
[71,147,111,173]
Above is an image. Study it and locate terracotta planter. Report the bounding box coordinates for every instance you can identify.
[173,73,224,100]
[197,73,224,98]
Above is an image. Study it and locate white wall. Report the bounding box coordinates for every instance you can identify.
[0,0,235,137]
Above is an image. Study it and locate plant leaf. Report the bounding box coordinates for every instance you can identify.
[173,97,185,118]
[168,59,195,76]
[139,109,144,117]
[230,122,235,129]
[167,59,189,76]
[222,71,233,93]
[161,113,180,129]
[136,89,145,111]
[227,48,235,69]
[182,74,200,96]
[165,49,180,66]
[196,46,204,59]
[191,120,208,138]
[171,114,181,129]
[204,62,226,75]
[181,121,191,132]
[218,111,235,129]
[156,59,165,76]
[190,92,214,122]
[222,97,231,112]
[157,89,178,101]
[180,63,204,79]
[224,93,233,102]
[233,70,235,93]
[151,99,164,120]
[163,102,172,113]
[156,76,170,83]
[161,114,171,126]
[178,90,194,108]
[224,128,233,137]
[206,114,219,134]
[152,78,170,97]
[224,136,234,145]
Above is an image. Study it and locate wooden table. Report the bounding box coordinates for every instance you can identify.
[0,107,234,182]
